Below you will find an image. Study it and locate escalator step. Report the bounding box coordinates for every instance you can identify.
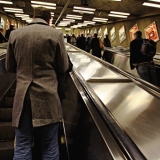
[0,108,12,122]
[0,99,5,108]
[10,89,15,97]
[5,97,14,108]
[0,122,15,141]
[0,141,14,160]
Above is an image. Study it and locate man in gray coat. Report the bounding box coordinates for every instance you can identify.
[5,7,68,159]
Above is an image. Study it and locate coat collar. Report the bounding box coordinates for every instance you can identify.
[29,18,48,25]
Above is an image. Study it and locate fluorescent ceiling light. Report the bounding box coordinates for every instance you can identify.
[56,27,62,29]
[73,6,96,11]
[83,21,96,24]
[66,16,82,20]
[148,0,160,2]
[31,1,56,6]
[58,24,67,26]
[78,23,87,26]
[22,17,32,20]
[110,11,130,15]
[0,1,12,4]
[15,14,29,17]
[66,14,82,18]
[93,20,107,22]
[108,14,128,18]
[60,20,70,22]
[93,17,108,21]
[73,9,94,14]
[4,7,23,11]
[87,23,96,25]
[65,28,71,30]
[31,5,56,9]
[143,2,160,8]
[5,10,24,13]
[63,19,75,22]
[71,26,77,28]
[60,21,71,24]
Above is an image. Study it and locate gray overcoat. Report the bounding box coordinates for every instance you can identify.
[5,18,68,127]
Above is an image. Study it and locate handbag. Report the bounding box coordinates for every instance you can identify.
[99,38,104,50]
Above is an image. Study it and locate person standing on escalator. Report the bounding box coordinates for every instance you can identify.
[103,34,111,61]
[0,26,8,43]
[5,7,69,160]
[91,33,102,58]
[103,34,111,48]
[78,34,86,50]
[5,25,15,40]
[130,30,158,86]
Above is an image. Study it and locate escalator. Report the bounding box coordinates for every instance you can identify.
[0,43,160,160]
[0,43,15,160]
[103,46,160,86]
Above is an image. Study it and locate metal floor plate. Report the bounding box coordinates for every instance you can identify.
[88,82,160,160]
[68,52,129,81]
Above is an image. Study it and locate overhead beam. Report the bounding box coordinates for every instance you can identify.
[55,0,71,25]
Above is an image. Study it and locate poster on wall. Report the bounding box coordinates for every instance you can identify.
[84,30,87,37]
[94,28,97,34]
[144,21,159,42]
[6,19,10,30]
[98,28,102,38]
[104,27,108,37]
[129,24,138,41]
[110,27,116,42]
[0,17,4,29]
[118,25,126,43]
[90,29,93,36]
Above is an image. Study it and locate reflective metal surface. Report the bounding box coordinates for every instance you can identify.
[66,45,79,52]
[67,43,160,160]
[0,43,8,49]
[70,72,126,160]
[0,49,7,57]
[68,52,129,81]
[88,82,160,160]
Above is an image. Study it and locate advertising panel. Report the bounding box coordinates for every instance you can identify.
[144,21,159,42]
[118,25,126,43]
[98,28,102,38]
[104,27,108,36]
[110,27,116,42]
[129,24,138,41]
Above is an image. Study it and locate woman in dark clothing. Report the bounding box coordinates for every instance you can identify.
[0,28,8,43]
[103,34,111,47]
[91,33,101,58]
[78,34,86,50]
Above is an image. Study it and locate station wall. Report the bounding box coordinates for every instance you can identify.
[0,10,26,35]
[74,15,160,53]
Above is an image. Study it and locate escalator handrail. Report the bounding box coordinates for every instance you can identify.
[67,43,160,96]
[103,47,160,90]
[72,67,147,160]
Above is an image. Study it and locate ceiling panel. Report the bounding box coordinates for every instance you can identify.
[0,0,160,27]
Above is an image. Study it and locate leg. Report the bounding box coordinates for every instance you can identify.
[148,63,159,86]
[13,94,33,160]
[40,123,59,160]
[136,65,150,83]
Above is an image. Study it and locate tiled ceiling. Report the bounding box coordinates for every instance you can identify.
[0,0,160,27]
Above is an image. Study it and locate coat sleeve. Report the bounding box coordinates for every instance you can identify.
[56,33,69,73]
[5,32,17,73]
